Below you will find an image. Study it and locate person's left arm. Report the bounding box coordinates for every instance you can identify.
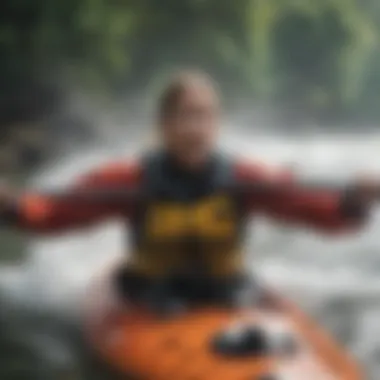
[234,160,371,233]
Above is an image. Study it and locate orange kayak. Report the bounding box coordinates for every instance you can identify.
[84,265,363,380]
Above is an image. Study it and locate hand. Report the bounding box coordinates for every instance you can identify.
[352,176,380,203]
[0,180,16,213]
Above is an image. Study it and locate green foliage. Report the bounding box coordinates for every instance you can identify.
[0,0,380,123]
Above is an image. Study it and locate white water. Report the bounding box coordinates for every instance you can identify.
[1,129,380,379]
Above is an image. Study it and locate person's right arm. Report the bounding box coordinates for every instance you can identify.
[1,161,142,234]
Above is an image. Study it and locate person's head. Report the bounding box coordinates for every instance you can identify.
[157,69,221,169]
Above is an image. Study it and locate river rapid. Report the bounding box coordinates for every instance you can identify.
[0,129,379,379]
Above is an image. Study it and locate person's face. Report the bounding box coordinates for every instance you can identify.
[161,83,220,168]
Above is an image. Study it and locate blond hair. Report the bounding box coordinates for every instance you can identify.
[157,69,219,123]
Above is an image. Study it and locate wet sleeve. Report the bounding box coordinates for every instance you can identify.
[12,161,142,233]
[234,161,368,233]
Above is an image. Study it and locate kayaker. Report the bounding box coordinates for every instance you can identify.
[0,70,378,312]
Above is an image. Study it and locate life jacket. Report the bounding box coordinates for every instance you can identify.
[128,152,247,278]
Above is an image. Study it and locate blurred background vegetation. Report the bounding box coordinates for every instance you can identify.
[0,2,380,378]
[0,0,380,175]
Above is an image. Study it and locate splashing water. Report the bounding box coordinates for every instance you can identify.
[1,129,380,379]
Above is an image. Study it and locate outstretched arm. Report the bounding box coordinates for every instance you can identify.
[234,161,368,233]
[7,161,142,233]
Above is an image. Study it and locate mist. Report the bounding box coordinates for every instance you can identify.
[1,1,380,378]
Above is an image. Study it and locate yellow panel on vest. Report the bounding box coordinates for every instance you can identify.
[130,195,242,277]
[145,195,238,240]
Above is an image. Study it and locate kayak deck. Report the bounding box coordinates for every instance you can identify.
[85,289,362,380]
